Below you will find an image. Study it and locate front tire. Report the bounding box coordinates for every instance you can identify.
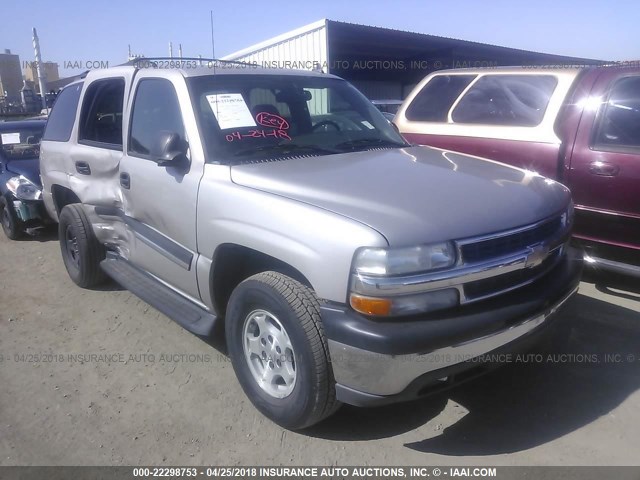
[58,204,106,288]
[0,196,23,240]
[226,271,340,429]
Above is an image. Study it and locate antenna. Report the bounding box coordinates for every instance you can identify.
[169,42,173,59]
[210,10,215,58]
[210,10,216,76]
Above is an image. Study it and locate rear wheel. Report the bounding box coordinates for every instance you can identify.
[226,271,340,429]
[0,197,23,240]
[58,204,106,287]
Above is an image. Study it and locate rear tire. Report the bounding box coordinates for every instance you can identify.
[58,204,106,287]
[226,271,340,429]
[0,197,23,240]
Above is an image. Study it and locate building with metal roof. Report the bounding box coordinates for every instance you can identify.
[0,49,23,104]
[222,19,603,101]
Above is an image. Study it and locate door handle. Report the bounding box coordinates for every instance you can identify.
[120,172,131,189]
[75,161,91,175]
[589,161,619,177]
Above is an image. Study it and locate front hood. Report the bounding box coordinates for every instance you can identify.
[230,146,571,245]
[5,159,41,187]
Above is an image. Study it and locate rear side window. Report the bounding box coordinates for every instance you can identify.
[42,83,83,142]
[405,75,475,121]
[79,78,125,148]
[452,75,557,126]
[593,76,640,152]
[129,78,185,157]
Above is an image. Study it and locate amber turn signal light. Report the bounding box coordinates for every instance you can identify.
[349,294,392,316]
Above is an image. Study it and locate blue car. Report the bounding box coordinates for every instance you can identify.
[0,119,50,239]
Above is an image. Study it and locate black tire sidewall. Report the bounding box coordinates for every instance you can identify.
[226,280,322,429]
[0,196,22,240]
[59,207,83,283]
[58,205,103,287]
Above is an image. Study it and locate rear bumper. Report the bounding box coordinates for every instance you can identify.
[42,189,59,223]
[321,247,582,406]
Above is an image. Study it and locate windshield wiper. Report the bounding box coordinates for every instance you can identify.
[335,138,407,151]
[233,143,339,157]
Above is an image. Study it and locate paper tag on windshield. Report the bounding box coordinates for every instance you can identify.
[206,94,256,130]
[1,133,21,145]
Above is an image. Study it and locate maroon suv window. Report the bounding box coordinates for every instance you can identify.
[452,75,558,127]
[405,75,476,122]
[593,75,640,152]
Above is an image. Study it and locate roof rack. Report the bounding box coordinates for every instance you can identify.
[121,57,253,68]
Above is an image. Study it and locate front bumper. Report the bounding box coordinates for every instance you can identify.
[8,196,50,227]
[321,247,583,407]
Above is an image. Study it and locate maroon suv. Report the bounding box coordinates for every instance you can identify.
[395,66,640,277]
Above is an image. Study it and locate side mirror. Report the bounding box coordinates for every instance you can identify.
[150,131,189,167]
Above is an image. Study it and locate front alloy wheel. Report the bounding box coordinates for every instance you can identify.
[242,309,297,399]
[226,271,341,429]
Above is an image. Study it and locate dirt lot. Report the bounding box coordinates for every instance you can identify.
[1,228,639,466]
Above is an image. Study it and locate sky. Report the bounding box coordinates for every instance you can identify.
[1,0,638,77]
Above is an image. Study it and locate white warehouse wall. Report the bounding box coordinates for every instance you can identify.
[222,20,330,113]
[222,19,329,71]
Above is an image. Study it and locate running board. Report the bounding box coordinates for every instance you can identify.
[584,255,640,279]
[100,254,218,336]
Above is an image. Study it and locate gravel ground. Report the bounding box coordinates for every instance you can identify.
[1,228,639,466]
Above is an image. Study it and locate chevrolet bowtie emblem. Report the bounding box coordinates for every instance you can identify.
[525,243,550,268]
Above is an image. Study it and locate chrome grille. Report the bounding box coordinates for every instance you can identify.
[460,217,563,264]
[464,249,562,301]
[350,212,571,310]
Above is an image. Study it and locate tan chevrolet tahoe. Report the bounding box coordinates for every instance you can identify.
[39,59,581,429]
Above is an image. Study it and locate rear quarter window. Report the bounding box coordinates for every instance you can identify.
[42,83,83,142]
[451,75,558,127]
[405,75,476,122]
[78,78,125,149]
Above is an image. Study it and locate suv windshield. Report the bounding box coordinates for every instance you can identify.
[0,124,45,160]
[188,74,408,163]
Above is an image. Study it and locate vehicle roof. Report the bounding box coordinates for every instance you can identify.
[0,119,47,130]
[81,64,340,81]
[182,66,338,79]
[428,66,584,76]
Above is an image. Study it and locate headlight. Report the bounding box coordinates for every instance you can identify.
[350,242,458,317]
[353,242,456,276]
[6,175,42,201]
